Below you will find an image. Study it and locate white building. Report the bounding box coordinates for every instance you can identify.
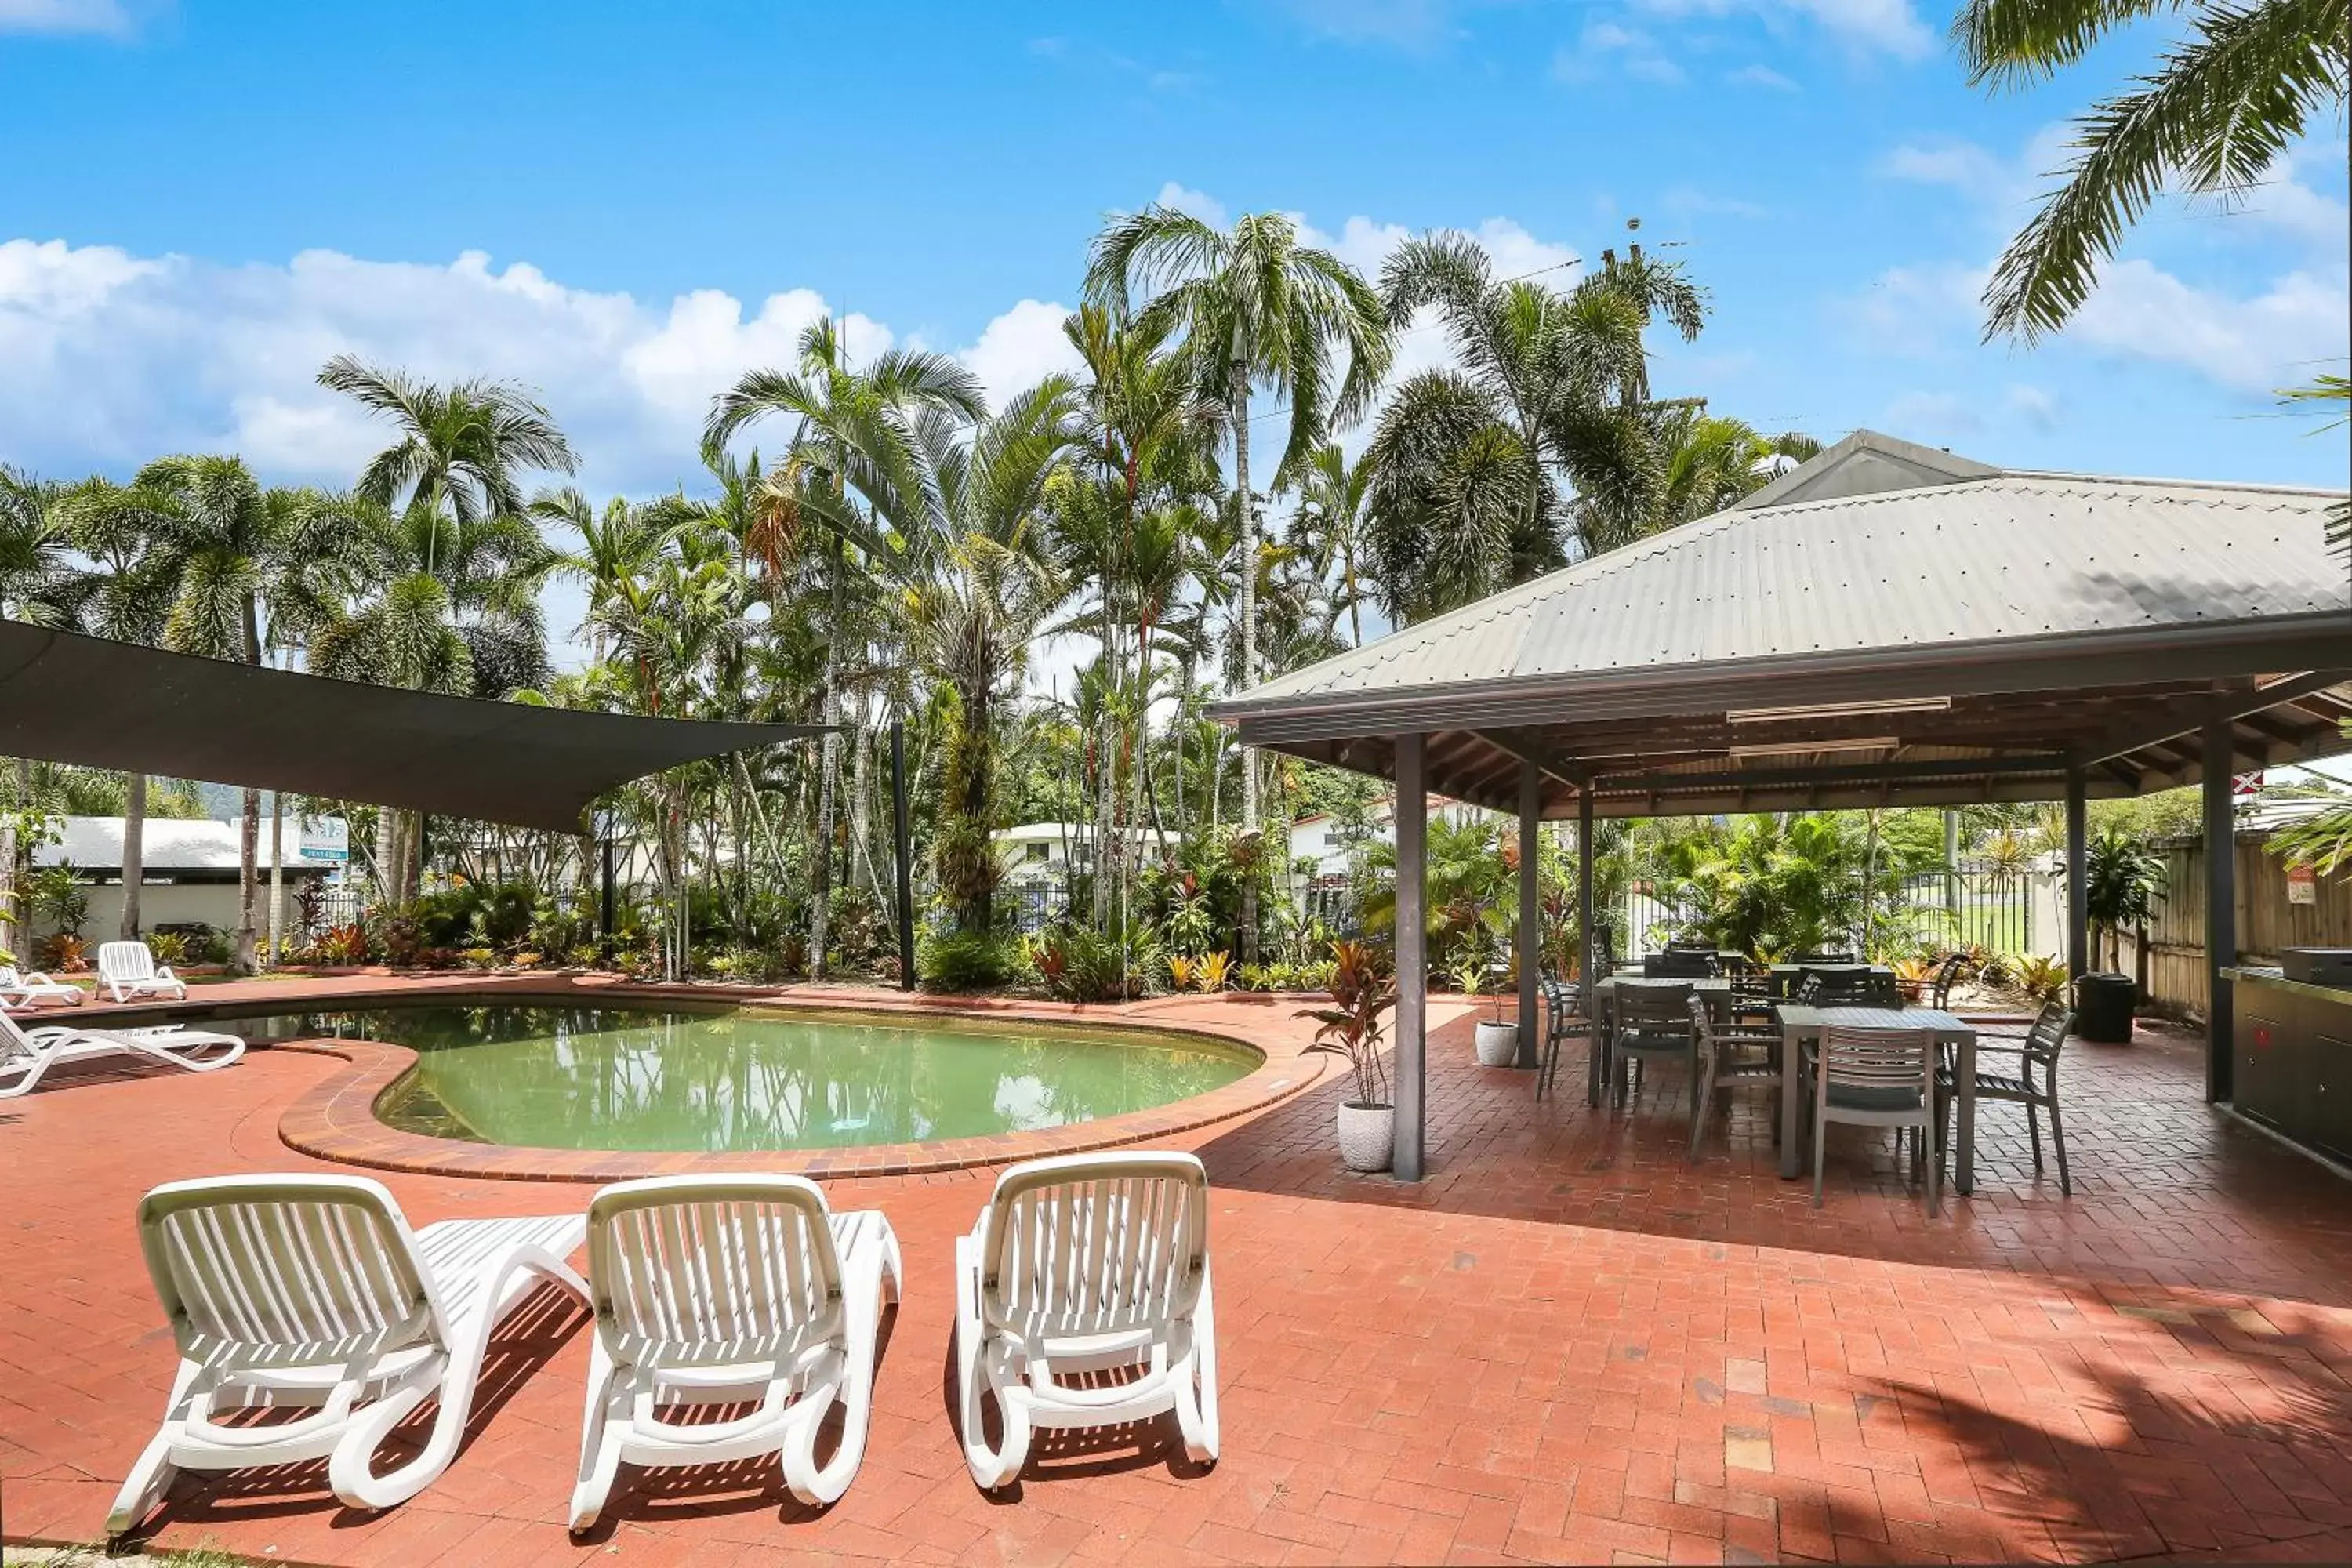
[990,822,1096,884]
[1288,793,1485,920]
[33,815,339,942]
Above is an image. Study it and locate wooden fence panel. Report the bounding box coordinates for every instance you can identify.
[2134,834,2352,1018]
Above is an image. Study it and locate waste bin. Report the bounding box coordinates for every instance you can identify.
[2074,972,2136,1043]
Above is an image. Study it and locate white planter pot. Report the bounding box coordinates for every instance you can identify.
[1475,1019,1519,1067]
[1335,1102,1395,1173]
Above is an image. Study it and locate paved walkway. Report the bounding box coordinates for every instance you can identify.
[2,975,2349,1566]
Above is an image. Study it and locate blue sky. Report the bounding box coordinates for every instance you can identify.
[3,0,2346,512]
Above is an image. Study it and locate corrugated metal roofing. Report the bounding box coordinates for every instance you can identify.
[1217,434,2347,720]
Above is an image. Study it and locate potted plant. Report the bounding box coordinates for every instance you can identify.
[1464,953,1519,1066]
[1298,940,1398,1173]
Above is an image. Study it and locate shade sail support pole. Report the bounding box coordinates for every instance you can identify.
[2204,720,2236,1102]
[2065,766,2089,985]
[1516,760,1541,1069]
[1578,784,1597,1107]
[891,718,915,993]
[1393,735,1428,1182]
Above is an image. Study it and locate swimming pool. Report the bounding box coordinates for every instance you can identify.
[248,1003,1260,1154]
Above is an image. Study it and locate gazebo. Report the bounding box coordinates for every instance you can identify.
[1211,431,2352,1178]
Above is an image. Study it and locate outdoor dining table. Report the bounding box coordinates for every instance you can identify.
[1585,975,1737,1107]
[1774,1004,1980,1193]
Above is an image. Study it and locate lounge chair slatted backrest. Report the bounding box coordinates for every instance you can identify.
[147,1183,435,1357]
[590,1178,844,1363]
[985,1155,1207,1341]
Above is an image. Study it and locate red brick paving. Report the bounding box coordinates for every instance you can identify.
[2,974,2350,1566]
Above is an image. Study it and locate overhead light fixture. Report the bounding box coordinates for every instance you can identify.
[1726,737,1900,759]
[1726,696,1951,724]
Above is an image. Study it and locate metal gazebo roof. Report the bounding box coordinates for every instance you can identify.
[0,622,830,834]
[1210,430,2352,815]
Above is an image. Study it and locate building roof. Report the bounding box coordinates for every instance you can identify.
[992,822,1084,840]
[36,816,332,874]
[1212,432,2352,818]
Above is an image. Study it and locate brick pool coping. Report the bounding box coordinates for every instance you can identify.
[210,978,1333,1182]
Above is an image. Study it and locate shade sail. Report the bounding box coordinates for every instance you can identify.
[0,622,830,833]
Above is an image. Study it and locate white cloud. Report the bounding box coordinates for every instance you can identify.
[1263,0,1489,48]
[0,237,1072,494]
[1727,63,1798,89]
[2070,260,2350,394]
[0,0,135,35]
[1152,181,1229,227]
[1553,17,1684,84]
[1633,0,1932,58]
[2005,383,2060,432]
[960,299,1087,410]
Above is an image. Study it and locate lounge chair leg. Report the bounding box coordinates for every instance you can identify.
[1173,1261,1219,1466]
[568,1342,628,1534]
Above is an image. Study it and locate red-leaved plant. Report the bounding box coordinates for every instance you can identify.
[1297,939,1396,1109]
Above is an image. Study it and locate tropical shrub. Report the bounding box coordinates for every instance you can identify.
[2085,826,2165,970]
[1034,922,1158,1003]
[459,946,499,971]
[307,923,369,965]
[2012,953,2069,1004]
[35,932,88,972]
[1194,950,1232,993]
[920,928,1018,993]
[146,931,191,967]
[1167,953,1197,992]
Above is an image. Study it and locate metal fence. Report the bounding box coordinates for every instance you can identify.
[1005,880,1070,935]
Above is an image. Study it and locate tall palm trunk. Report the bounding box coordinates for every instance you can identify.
[1231,362,1260,964]
[234,597,264,975]
[120,772,147,939]
[808,537,844,978]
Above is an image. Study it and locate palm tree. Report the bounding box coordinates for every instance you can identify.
[706,315,988,977]
[0,466,87,956]
[1956,0,2350,340]
[1287,445,1375,647]
[1083,206,1393,859]
[1369,231,1710,598]
[1651,410,1820,526]
[52,476,177,938]
[901,379,1083,938]
[131,456,373,971]
[318,354,577,554]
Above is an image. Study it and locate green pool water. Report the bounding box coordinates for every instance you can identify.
[262,1004,1257,1153]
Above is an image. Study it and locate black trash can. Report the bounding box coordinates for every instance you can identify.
[2074,972,2136,1043]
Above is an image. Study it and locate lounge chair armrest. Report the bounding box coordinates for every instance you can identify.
[154,964,180,983]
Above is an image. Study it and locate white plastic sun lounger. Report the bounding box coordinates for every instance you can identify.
[954,1151,1218,1491]
[569,1174,902,1530]
[0,964,85,1007]
[107,1174,587,1534]
[0,1009,243,1099]
[96,941,188,1004]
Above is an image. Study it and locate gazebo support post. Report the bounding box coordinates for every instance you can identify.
[2203,719,2236,1102]
[1393,735,1428,1181]
[891,718,915,992]
[2065,766,2089,985]
[1516,760,1541,1069]
[1577,784,1596,1108]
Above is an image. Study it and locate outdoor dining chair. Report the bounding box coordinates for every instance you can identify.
[1643,949,1718,979]
[1927,952,1969,1011]
[1809,1025,1940,1214]
[1535,976,1588,1102]
[1610,982,1696,1110]
[1687,995,1784,1160]
[1938,998,2077,1194]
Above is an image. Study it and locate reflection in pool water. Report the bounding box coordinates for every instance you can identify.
[266,1004,1257,1153]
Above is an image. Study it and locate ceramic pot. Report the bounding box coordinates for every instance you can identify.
[1474,1019,1519,1067]
[1335,1102,1395,1172]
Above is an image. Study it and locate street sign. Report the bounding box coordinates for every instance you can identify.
[298,815,350,863]
[2286,864,2318,906]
